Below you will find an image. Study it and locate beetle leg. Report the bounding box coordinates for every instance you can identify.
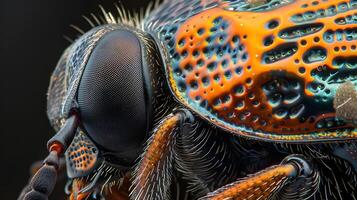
[19,115,79,200]
[176,129,286,198]
[130,109,194,200]
[201,155,320,200]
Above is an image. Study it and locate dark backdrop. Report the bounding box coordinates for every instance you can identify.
[0,0,151,198]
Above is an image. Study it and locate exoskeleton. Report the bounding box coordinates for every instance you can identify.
[19,0,357,199]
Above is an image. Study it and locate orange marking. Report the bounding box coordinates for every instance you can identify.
[208,164,296,200]
[67,133,97,172]
[104,174,131,200]
[69,179,91,200]
[170,0,357,137]
[49,142,64,155]
[69,174,131,200]
[136,114,180,187]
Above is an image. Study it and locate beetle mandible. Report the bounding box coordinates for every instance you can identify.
[19,0,357,199]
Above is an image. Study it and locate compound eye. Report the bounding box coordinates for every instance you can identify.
[77,29,151,164]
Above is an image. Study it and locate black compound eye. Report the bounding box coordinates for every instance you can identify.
[77,29,152,164]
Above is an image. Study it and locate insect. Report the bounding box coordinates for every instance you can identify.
[19,0,357,199]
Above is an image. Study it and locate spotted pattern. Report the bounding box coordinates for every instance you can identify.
[146,0,357,142]
[65,131,99,178]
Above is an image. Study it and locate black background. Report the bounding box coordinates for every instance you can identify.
[0,0,151,198]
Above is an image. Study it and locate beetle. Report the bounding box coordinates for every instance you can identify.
[19,0,357,199]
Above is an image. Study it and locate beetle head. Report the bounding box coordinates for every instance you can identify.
[47,24,169,179]
[76,27,155,167]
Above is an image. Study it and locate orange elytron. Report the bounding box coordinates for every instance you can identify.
[19,0,357,200]
[147,0,357,141]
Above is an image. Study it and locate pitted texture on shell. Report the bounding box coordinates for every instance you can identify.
[65,131,99,178]
[146,0,357,141]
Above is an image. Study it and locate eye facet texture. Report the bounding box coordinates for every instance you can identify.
[78,29,150,163]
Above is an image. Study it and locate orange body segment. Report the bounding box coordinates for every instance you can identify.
[135,113,180,187]
[205,164,296,200]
